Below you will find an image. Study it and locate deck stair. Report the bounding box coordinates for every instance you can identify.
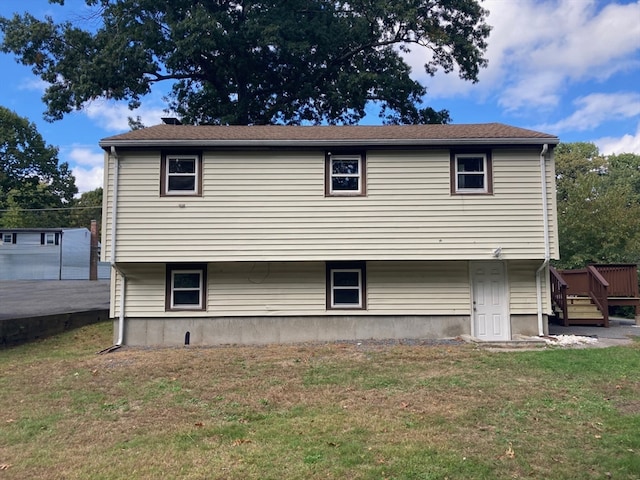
[550,264,640,328]
[555,296,605,325]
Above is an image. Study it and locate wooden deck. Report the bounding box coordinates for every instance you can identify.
[550,264,640,327]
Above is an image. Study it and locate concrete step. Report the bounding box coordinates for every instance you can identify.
[461,334,547,349]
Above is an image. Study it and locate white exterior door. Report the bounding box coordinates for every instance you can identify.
[471,261,509,341]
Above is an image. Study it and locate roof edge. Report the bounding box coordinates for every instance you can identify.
[100,137,559,149]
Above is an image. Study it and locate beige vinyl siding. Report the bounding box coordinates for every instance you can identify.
[508,260,552,314]
[101,151,114,262]
[115,261,473,318]
[110,264,164,318]
[112,260,548,320]
[209,262,326,316]
[110,268,118,318]
[368,261,470,315]
[547,154,559,259]
[104,148,557,263]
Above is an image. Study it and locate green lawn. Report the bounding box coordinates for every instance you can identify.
[0,322,638,479]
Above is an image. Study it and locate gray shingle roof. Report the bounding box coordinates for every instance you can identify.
[99,122,558,148]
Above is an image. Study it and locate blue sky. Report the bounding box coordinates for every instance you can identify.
[1,0,639,193]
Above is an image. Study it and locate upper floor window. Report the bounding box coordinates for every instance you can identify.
[451,151,493,194]
[166,264,207,311]
[161,152,202,196]
[325,153,366,196]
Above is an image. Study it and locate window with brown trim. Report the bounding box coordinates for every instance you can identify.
[325,152,366,196]
[326,261,366,309]
[450,150,493,195]
[166,264,207,311]
[160,152,203,196]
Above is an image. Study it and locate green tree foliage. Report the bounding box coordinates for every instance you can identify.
[0,106,77,228]
[0,0,490,125]
[555,143,640,269]
[68,187,103,234]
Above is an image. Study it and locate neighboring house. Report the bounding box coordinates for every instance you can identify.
[0,227,110,280]
[99,122,559,346]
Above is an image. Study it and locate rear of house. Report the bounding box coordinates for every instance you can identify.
[100,123,559,346]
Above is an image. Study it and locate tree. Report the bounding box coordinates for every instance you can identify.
[555,143,640,269]
[0,106,77,227]
[68,187,103,233]
[554,142,604,203]
[0,0,490,126]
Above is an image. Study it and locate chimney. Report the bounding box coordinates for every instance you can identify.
[162,117,182,125]
[90,220,98,281]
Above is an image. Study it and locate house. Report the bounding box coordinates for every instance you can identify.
[0,227,110,280]
[99,122,559,346]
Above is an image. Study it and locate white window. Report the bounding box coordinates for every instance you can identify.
[167,265,206,310]
[162,154,201,196]
[452,153,492,194]
[40,232,59,245]
[327,154,365,195]
[2,233,14,244]
[327,262,366,309]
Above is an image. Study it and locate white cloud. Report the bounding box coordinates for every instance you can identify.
[402,0,640,112]
[17,78,49,93]
[63,146,105,193]
[499,72,563,112]
[82,99,169,132]
[535,92,640,132]
[596,122,640,155]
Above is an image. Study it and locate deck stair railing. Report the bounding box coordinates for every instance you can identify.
[586,266,609,327]
[549,266,568,325]
[550,263,639,327]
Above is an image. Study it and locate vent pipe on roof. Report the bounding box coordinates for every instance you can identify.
[162,117,182,125]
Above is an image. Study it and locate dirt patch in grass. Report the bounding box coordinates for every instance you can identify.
[1,323,639,479]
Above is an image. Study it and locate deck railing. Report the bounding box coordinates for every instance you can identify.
[550,263,638,327]
[587,265,609,327]
[549,266,568,326]
[591,264,639,298]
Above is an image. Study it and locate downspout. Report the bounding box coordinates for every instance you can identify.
[110,146,126,348]
[535,144,550,336]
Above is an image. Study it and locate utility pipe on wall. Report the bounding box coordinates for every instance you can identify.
[535,144,550,336]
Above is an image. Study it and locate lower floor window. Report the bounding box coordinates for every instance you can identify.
[326,261,366,309]
[166,264,207,310]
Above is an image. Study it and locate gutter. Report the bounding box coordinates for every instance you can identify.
[535,144,550,336]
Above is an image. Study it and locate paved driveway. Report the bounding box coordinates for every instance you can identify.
[549,317,640,347]
[0,280,110,321]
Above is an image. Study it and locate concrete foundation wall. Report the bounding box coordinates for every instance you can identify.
[116,315,471,346]
[511,314,549,337]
